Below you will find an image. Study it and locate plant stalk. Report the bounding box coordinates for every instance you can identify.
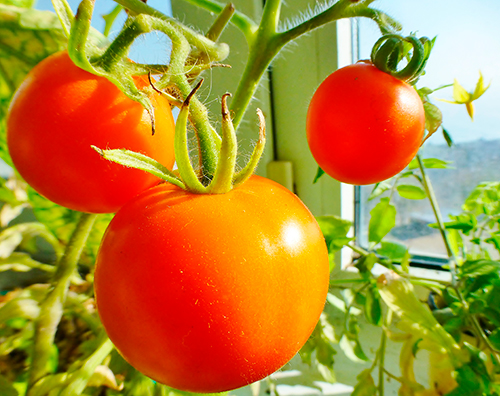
[28,213,98,389]
[416,154,458,281]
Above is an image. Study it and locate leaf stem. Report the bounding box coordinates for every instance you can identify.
[28,213,98,389]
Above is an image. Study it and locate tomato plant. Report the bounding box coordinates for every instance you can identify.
[306,61,425,185]
[6,50,176,214]
[94,175,330,393]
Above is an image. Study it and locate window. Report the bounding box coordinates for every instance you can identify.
[355,0,500,265]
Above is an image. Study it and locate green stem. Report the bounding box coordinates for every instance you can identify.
[174,0,258,39]
[377,309,392,396]
[329,278,367,285]
[378,329,387,395]
[205,2,236,41]
[28,213,98,389]
[102,4,123,37]
[149,18,221,177]
[260,0,282,37]
[416,154,458,281]
[113,0,230,61]
[95,16,150,71]
[59,333,114,396]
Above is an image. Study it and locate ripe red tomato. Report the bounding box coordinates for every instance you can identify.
[7,51,175,213]
[94,175,330,393]
[306,61,425,185]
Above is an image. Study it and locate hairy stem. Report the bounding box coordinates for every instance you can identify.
[29,213,98,388]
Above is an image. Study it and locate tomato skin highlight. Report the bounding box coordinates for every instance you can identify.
[306,61,425,185]
[6,51,176,213]
[94,175,330,393]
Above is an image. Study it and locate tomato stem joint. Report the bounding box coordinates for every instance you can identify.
[370,34,434,85]
[93,83,266,195]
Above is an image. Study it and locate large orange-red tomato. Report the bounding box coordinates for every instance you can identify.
[94,175,330,393]
[306,61,425,185]
[7,51,175,213]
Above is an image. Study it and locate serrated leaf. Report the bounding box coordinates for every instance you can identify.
[368,197,396,245]
[397,184,426,200]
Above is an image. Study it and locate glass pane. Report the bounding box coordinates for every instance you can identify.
[356,0,500,261]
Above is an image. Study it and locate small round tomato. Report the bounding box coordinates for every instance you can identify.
[306,61,425,185]
[94,175,330,393]
[7,51,175,213]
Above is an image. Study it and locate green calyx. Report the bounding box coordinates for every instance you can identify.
[94,81,266,195]
[370,34,434,84]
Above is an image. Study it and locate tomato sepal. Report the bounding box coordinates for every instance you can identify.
[371,34,434,84]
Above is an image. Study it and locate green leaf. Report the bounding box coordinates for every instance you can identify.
[351,369,377,396]
[313,166,325,184]
[396,184,426,200]
[436,215,475,234]
[316,215,352,249]
[442,126,454,147]
[377,272,462,364]
[460,259,500,277]
[368,180,392,200]
[423,101,443,134]
[409,157,453,170]
[377,241,409,262]
[368,197,396,245]
[488,329,500,350]
[354,252,378,275]
[364,286,382,326]
[339,333,369,362]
